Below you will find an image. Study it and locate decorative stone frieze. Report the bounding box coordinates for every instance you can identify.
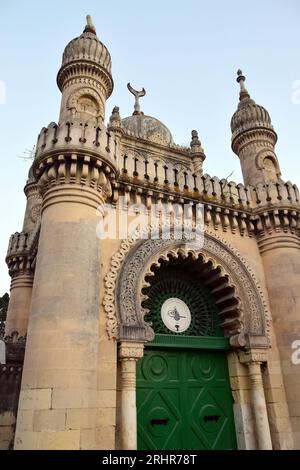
[33,153,116,211]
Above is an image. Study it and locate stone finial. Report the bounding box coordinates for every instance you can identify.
[190,130,204,154]
[236,69,250,101]
[83,15,96,34]
[190,130,201,148]
[190,130,205,170]
[109,106,121,127]
[127,83,146,115]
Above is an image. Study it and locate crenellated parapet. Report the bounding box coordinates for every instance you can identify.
[35,119,121,164]
[6,217,41,277]
[32,118,120,210]
[250,181,300,250]
[117,151,299,208]
[112,173,300,240]
[6,232,33,281]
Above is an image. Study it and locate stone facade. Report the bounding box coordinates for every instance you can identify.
[1,16,299,450]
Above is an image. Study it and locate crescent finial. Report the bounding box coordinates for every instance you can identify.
[127,82,146,115]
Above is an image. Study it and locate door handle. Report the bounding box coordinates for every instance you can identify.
[203,415,221,423]
[150,418,169,426]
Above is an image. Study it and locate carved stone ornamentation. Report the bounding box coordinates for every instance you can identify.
[118,341,144,359]
[239,349,269,365]
[0,331,26,365]
[33,153,115,207]
[104,229,270,348]
[67,86,104,122]
[30,204,42,223]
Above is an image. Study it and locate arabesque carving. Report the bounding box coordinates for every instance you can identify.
[104,228,270,349]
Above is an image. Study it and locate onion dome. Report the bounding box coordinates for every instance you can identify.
[122,114,173,145]
[57,15,113,98]
[121,83,173,145]
[231,70,275,142]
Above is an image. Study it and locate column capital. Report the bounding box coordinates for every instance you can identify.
[118,341,144,360]
[239,349,268,365]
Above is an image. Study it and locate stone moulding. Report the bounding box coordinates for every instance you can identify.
[104,229,270,349]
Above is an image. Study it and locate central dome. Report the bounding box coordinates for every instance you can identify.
[121,114,173,145]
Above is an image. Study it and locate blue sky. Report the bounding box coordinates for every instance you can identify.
[0,0,299,292]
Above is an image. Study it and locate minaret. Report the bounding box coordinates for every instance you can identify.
[5,168,42,336]
[231,71,300,448]
[231,70,281,186]
[14,16,118,450]
[57,15,113,124]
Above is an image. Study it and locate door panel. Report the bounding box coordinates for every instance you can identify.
[137,349,237,450]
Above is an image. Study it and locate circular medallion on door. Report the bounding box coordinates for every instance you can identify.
[161,298,191,333]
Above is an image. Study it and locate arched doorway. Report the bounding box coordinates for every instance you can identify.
[105,232,271,450]
[136,255,237,450]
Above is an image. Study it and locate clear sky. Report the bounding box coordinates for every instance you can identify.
[0,0,299,293]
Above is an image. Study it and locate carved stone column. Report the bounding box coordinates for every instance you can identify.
[5,171,41,337]
[118,341,144,450]
[240,350,272,450]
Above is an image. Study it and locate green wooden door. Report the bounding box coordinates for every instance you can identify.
[137,348,237,450]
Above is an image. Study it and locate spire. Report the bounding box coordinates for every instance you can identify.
[83,14,96,35]
[236,69,250,101]
[127,83,146,115]
[190,130,206,173]
[57,14,113,121]
[231,70,280,186]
